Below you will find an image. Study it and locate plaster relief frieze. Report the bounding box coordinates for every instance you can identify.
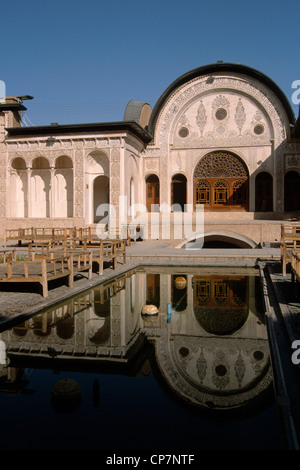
[212,94,230,110]
[285,154,300,170]
[111,147,120,161]
[28,141,39,149]
[83,138,98,148]
[75,205,83,217]
[110,148,120,213]
[95,138,109,147]
[282,143,300,153]
[160,154,168,203]
[196,101,207,136]
[234,98,247,134]
[111,161,120,177]
[49,149,73,161]
[154,76,287,153]
[145,158,159,171]
[75,191,83,205]
[17,141,30,150]
[74,148,84,164]
[110,138,122,147]
[61,139,72,148]
[75,177,84,192]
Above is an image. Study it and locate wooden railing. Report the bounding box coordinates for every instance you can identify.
[0,250,92,298]
[280,223,300,275]
[4,225,134,247]
[0,230,127,297]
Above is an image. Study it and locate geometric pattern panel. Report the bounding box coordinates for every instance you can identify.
[194,151,248,178]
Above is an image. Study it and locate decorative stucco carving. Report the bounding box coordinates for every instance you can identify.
[196,101,207,136]
[235,98,247,134]
[149,75,287,154]
[110,148,120,211]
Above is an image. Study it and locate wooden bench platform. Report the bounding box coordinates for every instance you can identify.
[27,239,126,274]
[4,227,75,247]
[0,237,127,297]
[0,250,92,298]
[4,225,133,247]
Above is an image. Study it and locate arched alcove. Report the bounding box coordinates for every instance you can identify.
[146,174,159,212]
[284,171,300,211]
[85,151,109,224]
[31,157,51,218]
[93,175,109,223]
[255,172,273,211]
[10,157,27,217]
[193,151,249,211]
[171,174,187,211]
[54,156,73,217]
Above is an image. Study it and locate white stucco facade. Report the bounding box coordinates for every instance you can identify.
[0,62,299,246]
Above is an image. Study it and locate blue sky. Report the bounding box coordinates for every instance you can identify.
[1,0,299,126]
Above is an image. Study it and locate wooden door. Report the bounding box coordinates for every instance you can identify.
[146,175,159,212]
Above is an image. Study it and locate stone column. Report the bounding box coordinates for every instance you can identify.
[27,166,31,218]
[50,166,55,218]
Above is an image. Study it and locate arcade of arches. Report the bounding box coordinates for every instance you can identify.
[9,155,73,218]
[145,151,297,213]
[10,152,300,222]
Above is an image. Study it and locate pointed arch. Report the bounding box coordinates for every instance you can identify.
[85,151,109,224]
[146,174,160,212]
[193,151,249,210]
[31,157,51,217]
[54,155,73,217]
[10,157,27,217]
[171,173,187,211]
[255,171,273,211]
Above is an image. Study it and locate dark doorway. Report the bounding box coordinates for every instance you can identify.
[171,174,187,211]
[284,171,300,211]
[255,172,273,211]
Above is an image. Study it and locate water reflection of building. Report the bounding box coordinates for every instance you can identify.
[0,272,145,364]
[0,268,273,414]
[141,267,273,413]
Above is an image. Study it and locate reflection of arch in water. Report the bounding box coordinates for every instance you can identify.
[86,295,111,345]
[193,276,248,335]
[56,317,75,339]
[150,331,273,415]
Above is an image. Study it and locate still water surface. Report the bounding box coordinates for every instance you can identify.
[0,267,283,450]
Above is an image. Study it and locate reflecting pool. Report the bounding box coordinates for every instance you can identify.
[0,267,284,450]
